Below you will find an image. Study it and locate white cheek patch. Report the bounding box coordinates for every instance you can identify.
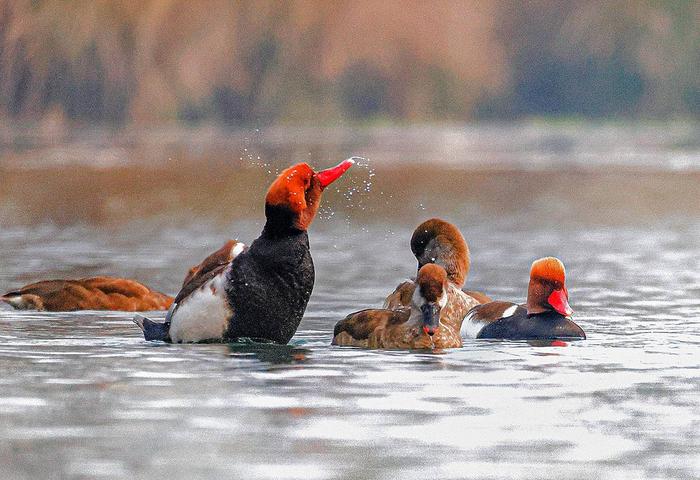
[502,304,518,318]
[169,268,232,343]
[438,293,448,308]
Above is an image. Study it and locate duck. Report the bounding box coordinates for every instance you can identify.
[332,263,468,349]
[383,218,490,310]
[134,158,355,344]
[0,277,173,312]
[462,257,586,340]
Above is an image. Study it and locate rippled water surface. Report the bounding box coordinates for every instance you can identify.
[1,124,699,479]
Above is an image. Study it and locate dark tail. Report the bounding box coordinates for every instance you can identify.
[133,314,171,342]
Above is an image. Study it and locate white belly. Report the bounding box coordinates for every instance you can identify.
[169,269,232,343]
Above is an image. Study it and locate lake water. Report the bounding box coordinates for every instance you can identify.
[1,123,699,479]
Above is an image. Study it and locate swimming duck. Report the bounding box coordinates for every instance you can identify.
[332,263,470,349]
[462,257,586,340]
[384,218,489,310]
[0,277,173,312]
[135,158,355,344]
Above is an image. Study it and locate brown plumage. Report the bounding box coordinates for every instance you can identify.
[1,277,173,312]
[178,239,244,303]
[410,218,470,287]
[333,264,473,349]
[463,289,492,304]
[384,218,488,310]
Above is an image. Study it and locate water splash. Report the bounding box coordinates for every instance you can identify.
[317,157,375,232]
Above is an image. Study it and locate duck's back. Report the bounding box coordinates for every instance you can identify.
[476,310,586,340]
[2,277,172,311]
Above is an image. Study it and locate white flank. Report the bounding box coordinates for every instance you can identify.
[460,310,489,339]
[460,303,519,338]
[169,267,232,343]
[231,242,246,258]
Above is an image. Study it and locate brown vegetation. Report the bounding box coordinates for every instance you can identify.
[0,1,697,125]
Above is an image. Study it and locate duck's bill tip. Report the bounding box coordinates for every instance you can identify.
[317,158,355,188]
[422,325,438,336]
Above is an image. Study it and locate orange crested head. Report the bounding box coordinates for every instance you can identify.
[529,257,566,287]
[264,159,354,232]
[527,257,572,317]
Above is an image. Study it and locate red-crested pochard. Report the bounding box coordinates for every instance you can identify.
[134,158,355,344]
[462,257,585,340]
[0,277,173,312]
[384,218,490,310]
[332,263,469,349]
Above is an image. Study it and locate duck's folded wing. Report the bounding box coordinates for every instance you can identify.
[181,240,246,289]
[164,241,246,343]
[332,308,410,344]
[461,301,526,338]
[383,280,415,309]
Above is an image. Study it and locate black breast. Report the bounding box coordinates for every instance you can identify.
[477,310,586,340]
[224,231,314,344]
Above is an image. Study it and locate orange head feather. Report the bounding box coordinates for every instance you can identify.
[529,257,566,286]
[264,160,354,232]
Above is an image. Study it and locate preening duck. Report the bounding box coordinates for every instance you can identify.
[332,264,467,349]
[462,257,585,340]
[134,158,355,344]
[0,277,173,312]
[384,218,489,310]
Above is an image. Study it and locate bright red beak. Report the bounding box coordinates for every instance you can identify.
[548,288,573,317]
[316,158,355,189]
[423,325,438,336]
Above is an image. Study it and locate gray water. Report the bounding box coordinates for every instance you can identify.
[1,123,699,479]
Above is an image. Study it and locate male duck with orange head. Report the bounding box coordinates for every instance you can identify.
[462,257,585,340]
[134,158,355,344]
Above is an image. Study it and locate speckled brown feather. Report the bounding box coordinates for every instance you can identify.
[335,284,478,349]
[385,281,487,309]
[463,289,492,304]
[1,277,173,311]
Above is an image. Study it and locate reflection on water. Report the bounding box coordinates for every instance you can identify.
[1,125,699,479]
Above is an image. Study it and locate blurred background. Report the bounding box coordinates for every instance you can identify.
[0,0,698,229]
[0,0,698,128]
[2,4,700,479]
